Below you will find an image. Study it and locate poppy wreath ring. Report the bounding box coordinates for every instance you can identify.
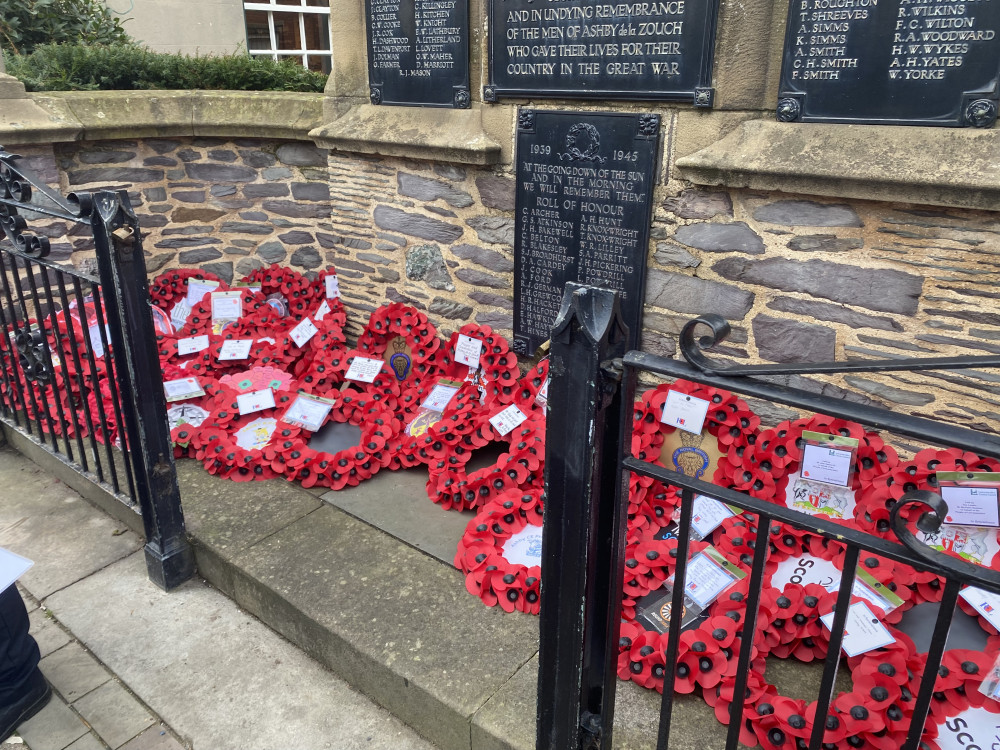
[427,417,546,512]
[454,487,545,613]
[280,394,403,491]
[356,303,442,386]
[629,380,761,529]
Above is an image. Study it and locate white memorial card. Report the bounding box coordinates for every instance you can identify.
[455,334,483,368]
[289,318,318,348]
[325,274,340,299]
[942,486,1000,528]
[660,390,710,435]
[283,394,334,431]
[490,404,529,436]
[689,495,736,539]
[314,300,331,321]
[186,279,219,305]
[345,356,385,383]
[236,388,276,416]
[218,339,253,361]
[960,585,1000,631]
[211,291,243,323]
[176,335,210,356]
[801,443,854,487]
[163,377,205,402]
[820,601,896,657]
[422,383,460,412]
[683,551,739,609]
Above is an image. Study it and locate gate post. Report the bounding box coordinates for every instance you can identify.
[538,284,629,750]
[88,189,195,591]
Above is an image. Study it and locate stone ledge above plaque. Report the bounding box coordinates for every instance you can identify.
[486,0,720,103]
[309,105,501,166]
[777,0,1000,126]
[675,119,1000,211]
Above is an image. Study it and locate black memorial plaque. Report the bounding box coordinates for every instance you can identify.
[513,110,659,356]
[486,0,719,104]
[778,0,1000,126]
[365,0,470,107]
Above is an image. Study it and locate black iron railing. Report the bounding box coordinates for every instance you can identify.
[538,284,1000,750]
[0,146,193,590]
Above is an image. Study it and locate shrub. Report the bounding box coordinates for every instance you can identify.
[0,0,130,55]
[4,43,329,92]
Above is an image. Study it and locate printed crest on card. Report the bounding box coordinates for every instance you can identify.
[661,427,723,480]
[787,474,856,519]
[406,409,443,438]
[919,524,1000,566]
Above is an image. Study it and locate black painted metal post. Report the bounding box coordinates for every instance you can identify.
[537,284,629,750]
[87,190,195,591]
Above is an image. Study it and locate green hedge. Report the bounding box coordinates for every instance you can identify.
[5,43,328,92]
[0,0,129,56]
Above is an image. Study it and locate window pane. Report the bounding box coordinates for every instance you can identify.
[302,13,330,53]
[271,11,303,50]
[306,0,329,6]
[245,10,271,51]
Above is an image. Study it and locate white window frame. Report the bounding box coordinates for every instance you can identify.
[243,0,332,72]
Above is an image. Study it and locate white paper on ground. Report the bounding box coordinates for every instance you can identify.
[0,547,33,593]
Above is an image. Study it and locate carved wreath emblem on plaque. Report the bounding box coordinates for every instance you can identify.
[558,123,607,163]
[454,88,471,109]
[518,111,535,131]
[369,86,383,105]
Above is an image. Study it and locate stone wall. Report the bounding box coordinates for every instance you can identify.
[16,137,336,285]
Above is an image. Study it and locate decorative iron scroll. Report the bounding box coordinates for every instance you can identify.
[0,147,85,260]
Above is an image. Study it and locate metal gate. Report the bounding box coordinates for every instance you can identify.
[0,145,193,590]
[538,283,1000,750]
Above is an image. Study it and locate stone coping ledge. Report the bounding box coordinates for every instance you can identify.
[2,89,324,145]
[676,119,1000,211]
[309,103,502,166]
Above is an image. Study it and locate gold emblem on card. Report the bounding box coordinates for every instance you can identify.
[660,427,723,481]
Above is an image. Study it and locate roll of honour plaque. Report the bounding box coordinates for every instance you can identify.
[365,0,471,107]
[513,110,659,356]
[777,0,1000,125]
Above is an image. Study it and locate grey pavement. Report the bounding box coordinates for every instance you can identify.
[0,446,437,750]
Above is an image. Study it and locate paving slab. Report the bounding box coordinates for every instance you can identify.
[40,642,111,702]
[44,550,437,750]
[0,448,140,598]
[16,695,89,750]
[118,727,187,750]
[320,465,473,566]
[65,733,109,750]
[212,502,539,750]
[28,606,72,658]
[176,458,321,554]
[72,680,156,749]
